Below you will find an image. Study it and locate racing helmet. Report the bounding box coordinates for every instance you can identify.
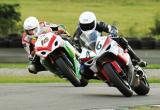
[23,16,39,35]
[79,11,96,35]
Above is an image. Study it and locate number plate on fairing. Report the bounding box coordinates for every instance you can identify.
[95,37,107,54]
[35,32,53,47]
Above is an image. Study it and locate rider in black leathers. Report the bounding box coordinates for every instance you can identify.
[73,11,147,80]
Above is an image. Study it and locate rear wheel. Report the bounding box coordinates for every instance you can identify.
[55,57,81,87]
[133,75,150,95]
[103,63,133,97]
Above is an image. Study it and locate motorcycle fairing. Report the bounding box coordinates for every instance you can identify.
[35,32,64,58]
[79,48,96,62]
[97,36,130,66]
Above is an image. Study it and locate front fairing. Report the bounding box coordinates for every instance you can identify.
[35,32,81,79]
[35,32,64,58]
[79,31,107,61]
[63,41,81,79]
[79,30,130,65]
[63,41,77,59]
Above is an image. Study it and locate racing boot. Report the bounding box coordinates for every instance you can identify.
[28,57,38,74]
[28,63,37,74]
[28,55,46,74]
[28,62,46,74]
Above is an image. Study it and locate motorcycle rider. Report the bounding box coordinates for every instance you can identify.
[73,11,147,80]
[22,16,69,74]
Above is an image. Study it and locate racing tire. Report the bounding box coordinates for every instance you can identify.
[55,57,81,87]
[103,63,133,97]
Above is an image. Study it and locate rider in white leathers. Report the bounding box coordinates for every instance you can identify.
[22,16,68,74]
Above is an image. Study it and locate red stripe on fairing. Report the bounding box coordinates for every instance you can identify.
[98,64,110,81]
[111,61,122,74]
[80,57,92,62]
[102,37,112,49]
[93,50,96,53]
[36,34,57,51]
[117,54,128,65]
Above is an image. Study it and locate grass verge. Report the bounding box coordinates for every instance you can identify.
[0,74,159,83]
[129,105,160,110]
[0,74,66,83]
[0,63,27,68]
[0,63,160,69]
[145,64,160,69]
[0,63,159,83]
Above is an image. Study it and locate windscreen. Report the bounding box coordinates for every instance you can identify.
[80,31,100,50]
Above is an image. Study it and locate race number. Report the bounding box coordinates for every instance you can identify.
[41,37,49,46]
[86,51,90,58]
[96,41,102,50]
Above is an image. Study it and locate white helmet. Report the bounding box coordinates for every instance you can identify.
[23,16,39,35]
[79,11,96,35]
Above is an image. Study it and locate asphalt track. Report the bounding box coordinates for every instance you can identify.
[0,68,159,110]
[0,83,159,110]
[0,48,160,110]
[0,69,159,110]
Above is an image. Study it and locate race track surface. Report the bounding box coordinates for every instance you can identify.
[0,83,159,110]
[0,48,160,64]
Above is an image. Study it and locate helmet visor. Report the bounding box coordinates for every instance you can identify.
[80,21,95,31]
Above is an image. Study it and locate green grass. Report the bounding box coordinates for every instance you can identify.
[0,63,27,68]
[0,74,159,83]
[0,63,159,83]
[0,74,66,83]
[148,78,160,83]
[129,105,160,110]
[145,64,160,69]
[0,0,160,37]
[112,106,160,110]
[0,63,160,69]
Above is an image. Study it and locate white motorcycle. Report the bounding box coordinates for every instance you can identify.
[34,32,88,87]
[79,31,150,97]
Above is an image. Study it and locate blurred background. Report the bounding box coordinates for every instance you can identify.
[0,0,160,64]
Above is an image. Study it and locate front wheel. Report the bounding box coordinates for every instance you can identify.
[55,57,81,87]
[133,75,150,95]
[103,63,133,97]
